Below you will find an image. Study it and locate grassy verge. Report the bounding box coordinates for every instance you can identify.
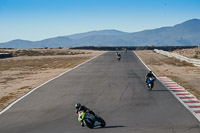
[0,56,90,71]
[162,57,195,67]
[0,48,89,57]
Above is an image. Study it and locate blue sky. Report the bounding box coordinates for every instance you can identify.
[0,0,200,43]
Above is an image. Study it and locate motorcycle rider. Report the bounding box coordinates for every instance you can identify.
[116,52,121,61]
[145,71,156,84]
[75,103,98,127]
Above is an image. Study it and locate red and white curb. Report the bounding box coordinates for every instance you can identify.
[159,77,200,121]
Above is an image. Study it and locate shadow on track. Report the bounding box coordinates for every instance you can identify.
[151,89,169,92]
[95,125,125,129]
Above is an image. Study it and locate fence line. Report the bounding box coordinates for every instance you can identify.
[154,49,200,66]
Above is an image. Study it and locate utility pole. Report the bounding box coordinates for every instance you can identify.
[197,44,200,58]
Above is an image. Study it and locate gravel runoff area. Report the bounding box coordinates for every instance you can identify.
[0,49,104,111]
[136,50,200,99]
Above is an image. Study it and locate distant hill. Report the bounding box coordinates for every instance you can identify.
[0,39,35,49]
[0,19,200,49]
[67,29,128,39]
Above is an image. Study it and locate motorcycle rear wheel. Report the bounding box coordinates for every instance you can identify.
[84,119,94,129]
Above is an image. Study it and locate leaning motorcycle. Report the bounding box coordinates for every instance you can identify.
[146,77,155,91]
[77,111,106,129]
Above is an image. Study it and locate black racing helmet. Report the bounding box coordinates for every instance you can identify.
[75,103,81,109]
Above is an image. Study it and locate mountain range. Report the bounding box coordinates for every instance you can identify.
[0,19,200,49]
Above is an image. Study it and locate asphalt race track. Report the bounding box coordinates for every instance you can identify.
[0,52,200,133]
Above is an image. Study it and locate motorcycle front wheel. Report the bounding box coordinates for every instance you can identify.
[149,82,154,91]
[98,117,106,128]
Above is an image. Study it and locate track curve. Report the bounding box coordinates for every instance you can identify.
[0,52,200,133]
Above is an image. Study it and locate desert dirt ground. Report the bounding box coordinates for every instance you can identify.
[0,48,104,111]
[136,50,200,99]
[172,47,200,59]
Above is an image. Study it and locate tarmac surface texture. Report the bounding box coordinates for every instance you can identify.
[0,52,200,133]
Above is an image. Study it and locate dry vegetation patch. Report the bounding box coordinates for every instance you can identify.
[0,56,90,71]
[172,47,200,59]
[136,50,200,99]
[163,57,195,67]
[0,48,88,57]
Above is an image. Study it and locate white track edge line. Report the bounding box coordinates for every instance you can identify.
[134,51,200,122]
[0,52,105,115]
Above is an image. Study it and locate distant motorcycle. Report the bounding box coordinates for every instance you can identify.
[77,110,106,129]
[146,77,156,91]
[117,54,121,62]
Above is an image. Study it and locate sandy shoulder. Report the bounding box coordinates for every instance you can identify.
[136,50,200,99]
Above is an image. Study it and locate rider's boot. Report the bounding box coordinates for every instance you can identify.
[81,121,84,127]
